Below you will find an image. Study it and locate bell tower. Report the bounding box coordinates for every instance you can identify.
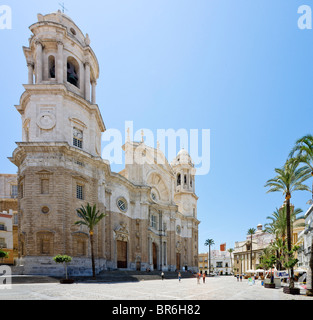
[19,10,104,155]
[9,11,107,276]
[171,148,198,218]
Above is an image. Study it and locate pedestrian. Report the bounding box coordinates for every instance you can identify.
[237,274,239,282]
[178,272,181,282]
[203,272,206,284]
[197,273,200,284]
[240,274,242,282]
[161,272,164,280]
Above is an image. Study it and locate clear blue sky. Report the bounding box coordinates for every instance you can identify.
[1,0,313,254]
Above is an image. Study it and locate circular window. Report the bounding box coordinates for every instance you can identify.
[117,198,128,213]
[151,192,157,202]
[41,206,50,214]
[70,27,76,35]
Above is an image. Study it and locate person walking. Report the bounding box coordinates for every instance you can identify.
[161,272,164,281]
[203,272,206,284]
[240,274,242,282]
[178,272,181,282]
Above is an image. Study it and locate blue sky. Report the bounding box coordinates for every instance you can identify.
[1,0,313,254]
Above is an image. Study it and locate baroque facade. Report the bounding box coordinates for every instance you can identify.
[8,11,200,276]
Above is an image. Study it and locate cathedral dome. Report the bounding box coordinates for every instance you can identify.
[172,148,194,166]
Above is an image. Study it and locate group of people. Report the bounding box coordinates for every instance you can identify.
[196,272,206,284]
[236,274,256,285]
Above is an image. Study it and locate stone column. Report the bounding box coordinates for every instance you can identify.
[85,62,91,101]
[91,80,97,104]
[35,40,43,84]
[57,41,64,84]
[27,62,34,84]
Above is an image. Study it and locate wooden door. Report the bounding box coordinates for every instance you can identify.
[117,240,127,269]
[176,253,181,271]
[153,243,157,270]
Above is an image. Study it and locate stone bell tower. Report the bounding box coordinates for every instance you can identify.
[9,11,107,276]
[171,148,198,218]
[171,148,199,269]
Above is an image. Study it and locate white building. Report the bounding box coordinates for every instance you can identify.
[298,204,313,271]
[211,249,233,275]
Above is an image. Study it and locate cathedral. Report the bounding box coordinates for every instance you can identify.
[8,11,200,276]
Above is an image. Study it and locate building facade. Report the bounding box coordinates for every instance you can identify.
[211,249,233,275]
[8,11,200,276]
[0,174,19,265]
[298,204,313,273]
[233,224,274,275]
[198,252,208,274]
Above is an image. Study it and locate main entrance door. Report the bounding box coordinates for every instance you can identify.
[117,240,127,269]
[153,243,158,270]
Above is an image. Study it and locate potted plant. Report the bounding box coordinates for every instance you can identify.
[53,255,74,284]
[281,245,301,295]
[0,249,9,263]
[261,254,277,289]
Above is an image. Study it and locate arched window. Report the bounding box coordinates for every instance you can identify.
[67,57,80,88]
[177,173,181,186]
[48,55,55,79]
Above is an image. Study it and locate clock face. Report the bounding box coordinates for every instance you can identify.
[73,128,83,139]
[36,113,56,130]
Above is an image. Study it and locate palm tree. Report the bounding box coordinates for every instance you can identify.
[75,203,106,279]
[204,239,215,276]
[289,134,313,199]
[289,134,313,296]
[265,158,311,289]
[247,228,256,270]
[265,206,304,270]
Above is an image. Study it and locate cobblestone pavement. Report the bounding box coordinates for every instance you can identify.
[0,276,313,300]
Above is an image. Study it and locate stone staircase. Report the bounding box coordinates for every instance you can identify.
[10,269,195,284]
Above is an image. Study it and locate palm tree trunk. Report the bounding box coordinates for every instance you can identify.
[286,197,295,289]
[90,233,96,279]
[209,246,211,276]
[250,235,253,270]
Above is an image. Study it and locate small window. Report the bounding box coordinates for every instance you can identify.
[13,214,18,225]
[0,238,6,249]
[151,215,157,229]
[41,179,49,194]
[20,183,24,198]
[117,198,128,213]
[11,185,18,198]
[67,57,79,88]
[48,55,55,79]
[151,192,157,202]
[177,174,181,186]
[76,184,84,200]
[73,128,83,149]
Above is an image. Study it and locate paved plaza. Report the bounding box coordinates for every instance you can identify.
[1,276,313,300]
